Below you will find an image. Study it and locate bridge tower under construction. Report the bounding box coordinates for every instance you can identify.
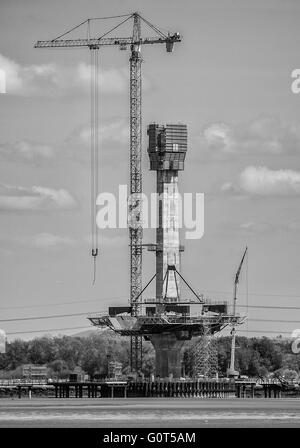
[146,123,188,378]
[89,123,244,379]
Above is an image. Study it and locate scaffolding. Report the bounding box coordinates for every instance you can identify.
[189,323,218,378]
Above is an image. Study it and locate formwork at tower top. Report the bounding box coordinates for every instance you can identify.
[148,123,187,171]
[89,122,245,379]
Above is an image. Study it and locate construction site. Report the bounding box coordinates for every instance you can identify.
[33,12,248,397]
[3,0,300,434]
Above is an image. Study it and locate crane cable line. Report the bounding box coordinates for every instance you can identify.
[97,14,133,40]
[91,45,99,284]
[52,14,133,41]
[52,12,169,44]
[246,246,249,336]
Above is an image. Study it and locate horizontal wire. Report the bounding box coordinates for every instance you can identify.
[248,318,300,323]
[201,290,300,298]
[5,326,293,337]
[236,304,300,310]
[1,312,300,325]
[1,301,300,312]
[1,289,300,311]
[238,329,292,335]
[0,310,103,323]
[6,326,93,336]
[0,296,128,311]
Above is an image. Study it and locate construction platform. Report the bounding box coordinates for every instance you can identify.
[89,312,241,337]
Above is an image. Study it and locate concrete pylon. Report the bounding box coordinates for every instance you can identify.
[156,171,180,301]
[147,123,187,305]
[147,123,188,378]
[150,333,185,378]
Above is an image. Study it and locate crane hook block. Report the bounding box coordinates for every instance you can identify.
[166,40,174,53]
[92,248,98,257]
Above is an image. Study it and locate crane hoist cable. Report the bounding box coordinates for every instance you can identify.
[90,46,99,284]
[52,14,133,41]
[89,17,134,286]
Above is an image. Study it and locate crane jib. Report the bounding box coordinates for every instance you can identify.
[34,36,181,49]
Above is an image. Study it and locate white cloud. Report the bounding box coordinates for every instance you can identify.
[101,234,127,247]
[76,63,128,94]
[70,118,129,147]
[0,140,55,162]
[240,221,273,234]
[203,116,300,156]
[239,221,300,235]
[32,233,76,248]
[203,123,234,153]
[8,233,77,249]
[0,53,128,96]
[64,118,129,165]
[222,166,300,196]
[84,233,127,247]
[287,221,300,231]
[0,53,57,96]
[0,184,77,211]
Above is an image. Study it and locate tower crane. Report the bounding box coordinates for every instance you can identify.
[227,246,248,378]
[34,12,181,374]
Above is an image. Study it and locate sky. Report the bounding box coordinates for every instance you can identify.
[0,0,300,341]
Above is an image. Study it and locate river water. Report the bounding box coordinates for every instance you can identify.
[0,398,300,427]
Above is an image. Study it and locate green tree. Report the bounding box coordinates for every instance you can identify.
[55,336,84,370]
[81,347,105,378]
[28,337,57,365]
[5,339,29,369]
[47,359,70,378]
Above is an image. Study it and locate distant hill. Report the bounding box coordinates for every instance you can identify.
[71,328,101,338]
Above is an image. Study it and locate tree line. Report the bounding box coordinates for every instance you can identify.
[0,331,299,380]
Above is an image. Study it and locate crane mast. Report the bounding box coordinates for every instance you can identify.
[129,13,143,373]
[34,12,181,375]
[228,246,248,378]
